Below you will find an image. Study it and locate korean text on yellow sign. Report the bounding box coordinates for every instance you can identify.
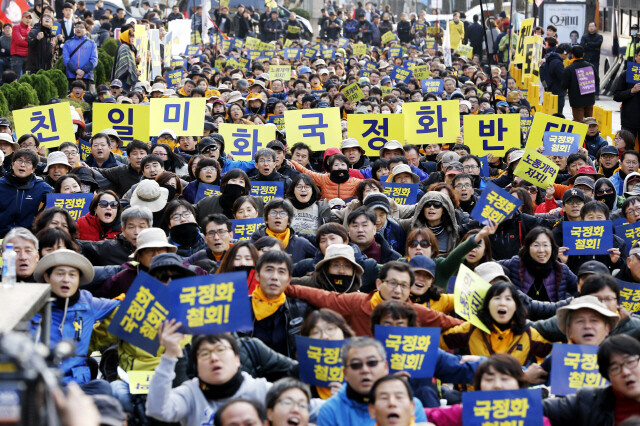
[456,43,473,59]
[217,123,275,161]
[149,98,206,137]
[513,149,559,189]
[526,113,589,150]
[128,371,154,395]
[522,35,544,84]
[403,101,460,145]
[348,114,405,156]
[341,82,364,103]
[93,104,150,146]
[463,114,520,157]
[135,24,149,82]
[269,65,292,81]
[284,108,342,151]
[412,65,431,80]
[453,264,491,333]
[14,103,75,149]
[352,43,366,55]
[513,18,534,63]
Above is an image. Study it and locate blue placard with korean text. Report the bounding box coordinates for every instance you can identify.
[521,116,533,136]
[374,325,439,378]
[78,138,90,161]
[46,193,92,222]
[542,131,581,157]
[170,272,253,335]
[195,183,221,203]
[390,66,413,84]
[478,155,491,178]
[562,220,613,255]
[389,46,403,58]
[250,181,284,203]
[421,79,443,94]
[184,44,201,56]
[284,47,300,60]
[618,278,640,314]
[616,222,640,254]
[462,388,543,426]
[164,70,183,89]
[550,343,608,396]
[302,46,318,59]
[381,182,418,205]
[470,181,522,225]
[107,272,172,355]
[614,217,630,228]
[268,115,285,131]
[231,218,265,240]
[627,62,640,84]
[296,336,346,387]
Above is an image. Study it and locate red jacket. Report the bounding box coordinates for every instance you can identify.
[77,213,121,241]
[285,285,463,337]
[11,22,30,56]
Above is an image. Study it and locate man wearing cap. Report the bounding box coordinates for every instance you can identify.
[598,145,620,178]
[296,244,364,293]
[421,151,460,189]
[10,12,31,78]
[31,249,119,389]
[0,149,52,238]
[363,192,406,255]
[43,151,72,187]
[582,117,608,159]
[341,138,371,170]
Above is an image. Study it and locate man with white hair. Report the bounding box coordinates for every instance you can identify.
[3,227,40,282]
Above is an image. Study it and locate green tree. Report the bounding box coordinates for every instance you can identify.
[45,69,69,98]
[102,38,117,57]
[30,73,57,105]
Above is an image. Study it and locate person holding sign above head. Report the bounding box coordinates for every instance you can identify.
[289,152,362,201]
[316,336,428,426]
[441,281,553,366]
[31,249,118,393]
[543,334,640,425]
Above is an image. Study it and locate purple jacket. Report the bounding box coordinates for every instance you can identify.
[499,255,577,302]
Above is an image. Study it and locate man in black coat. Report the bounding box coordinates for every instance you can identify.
[581,22,603,96]
[467,14,484,57]
[541,43,570,114]
[249,147,292,193]
[613,49,640,146]
[562,45,599,122]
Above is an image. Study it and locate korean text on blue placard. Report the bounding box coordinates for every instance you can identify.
[616,222,640,255]
[542,131,580,156]
[46,193,92,221]
[618,279,640,314]
[471,181,522,225]
[421,79,443,94]
[296,336,345,387]
[382,182,418,205]
[627,62,640,84]
[195,183,221,203]
[562,220,613,255]
[374,325,439,378]
[462,388,543,426]
[550,343,608,396]
[231,218,265,240]
[250,181,284,203]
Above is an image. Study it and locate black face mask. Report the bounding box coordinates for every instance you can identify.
[170,222,200,245]
[160,183,177,200]
[234,265,254,275]
[596,192,616,210]
[222,183,246,197]
[330,169,350,184]
[325,272,356,293]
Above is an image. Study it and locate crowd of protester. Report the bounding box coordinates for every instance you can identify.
[2,0,640,425]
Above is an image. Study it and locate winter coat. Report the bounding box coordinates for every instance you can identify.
[448,20,464,48]
[85,152,122,169]
[250,226,317,263]
[334,197,415,228]
[236,335,297,379]
[62,35,98,80]
[168,230,207,257]
[584,131,608,159]
[30,290,119,384]
[291,160,361,200]
[98,164,141,197]
[580,31,603,65]
[285,286,463,337]
[562,58,599,107]
[613,69,640,129]
[378,20,393,36]
[317,385,427,426]
[195,193,264,222]
[498,255,577,302]
[111,41,137,88]
[11,21,30,56]
[543,386,616,426]
[264,18,283,41]
[399,192,459,254]
[428,404,552,426]
[542,52,566,95]
[0,174,52,238]
[77,213,121,241]
[79,233,135,266]
[27,23,57,72]
[288,199,337,235]
[382,218,406,254]
[466,22,484,48]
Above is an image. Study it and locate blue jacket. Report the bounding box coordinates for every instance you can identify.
[317,385,427,426]
[610,171,625,196]
[584,132,608,159]
[85,152,122,169]
[30,290,119,384]
[221,158,255,175]
[499,255,577,303]
[0,174,52,238]
[382,218,406,255]
[62,35,98,80]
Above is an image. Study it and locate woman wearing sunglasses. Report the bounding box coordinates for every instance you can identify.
[77,190,121,241]
[594,177,622,213]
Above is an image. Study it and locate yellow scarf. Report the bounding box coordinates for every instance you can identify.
[316,386,333,400]
[178,87,189,97]
[251,286,286,321]
[265,227,290,249]
[370,291,384,310]
[68,92,84,100]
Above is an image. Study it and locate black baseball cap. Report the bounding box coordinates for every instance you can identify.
[577,260,609,277]
[562,188,586,203]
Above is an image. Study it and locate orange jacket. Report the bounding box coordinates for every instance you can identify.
[291,160,361,200]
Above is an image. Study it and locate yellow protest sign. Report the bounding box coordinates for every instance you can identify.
[348,114,405,156]
[381,31,396,44]
[526,113,589,150]
[217,123,276,161]
[454,265,491,334]
[352,43,366,56]
[341,82,364,103]
[513,149,560,189]
[463,114,521,157]
[413,65,431,80]
[128,371,154,395]
[284,108,342,151]
[381,86,393,97]
[456,43,473,59]
[14,103,75,149]
[245,36,260,50]
[403,101,460,145]
[135,24,149,82]
[269,65,291,81]
[149,98,206,136]
[514,18,534,64]
[522,35,543,84]
[93,104,150,146]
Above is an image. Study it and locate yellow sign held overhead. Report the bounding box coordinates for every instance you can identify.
[341,82,364,103]
[284,108,342,151]
[522,35,544,84]
[454,265,491,334]
[14,103,75,149]
[526,113,589,150]
[149,98,206,137]
[513,149,560,189]
[514,18,534,64]
[217,123,276,161]
[348,114,405,156]
[403,101,460,145]
[93,104,151,146]
[463,114,521,157]
[269,65,292,81]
